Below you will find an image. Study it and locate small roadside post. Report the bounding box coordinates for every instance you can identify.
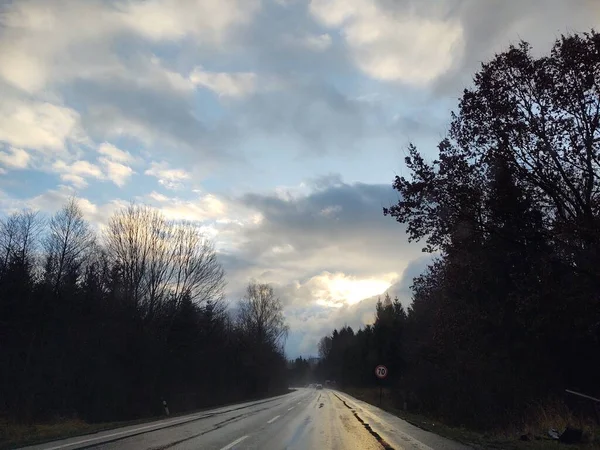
[375,365,388,407]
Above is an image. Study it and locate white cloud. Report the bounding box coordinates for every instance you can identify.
[59,173,88,188]
[117,0,260,42]
[0,0,124,93]
[145,191,228,222]
[190,67,258,98]
[281,271,397,308]
[160,195,227,222]
[310,0,464,84]
[0,147,31,169]
[99,157,134,187]
[52,159,104,187]
[0,99,83,152]
[149,191,170,202]
[23,186,128,228]
[97,142,134,164]
[145,161,190,189]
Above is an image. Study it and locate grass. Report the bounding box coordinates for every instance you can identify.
[0,388,296,450]
[0,417,152,450]
[341,387,600,450]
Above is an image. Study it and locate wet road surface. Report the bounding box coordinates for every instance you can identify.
[20,388,470,450]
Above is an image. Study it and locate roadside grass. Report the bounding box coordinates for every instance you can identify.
[341,387,599,450]
[0,388,296,450]
[0,417,152,450]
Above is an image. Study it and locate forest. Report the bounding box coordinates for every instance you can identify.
[0,202,289,423]
[317,31,600,430]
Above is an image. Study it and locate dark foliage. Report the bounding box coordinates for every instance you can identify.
[321,31,600,429]
[0,202,288,424]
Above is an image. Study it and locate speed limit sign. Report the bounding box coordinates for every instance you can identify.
[375,365,388,379]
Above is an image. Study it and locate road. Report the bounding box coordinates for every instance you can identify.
[20,388,470,450]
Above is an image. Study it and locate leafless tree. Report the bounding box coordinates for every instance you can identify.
[0,213,20,271]
[171,224,225,306]
[1,210,43,272]
[104,203,225,318]
[105,204,154,309]
[44,198,95,295]
[237,282,288,348]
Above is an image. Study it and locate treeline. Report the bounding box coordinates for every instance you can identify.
[318,31,600,429]
[0,201,288,423]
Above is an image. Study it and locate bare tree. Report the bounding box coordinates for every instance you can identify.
[0,210,43,275]
[105,204,154,309]
[0,213,20,271]
[171,223,225,307]
[44,198,95,295]
[104,204,225,318]
[237,282,288,348]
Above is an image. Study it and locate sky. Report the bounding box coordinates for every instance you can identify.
[0,0,598,358]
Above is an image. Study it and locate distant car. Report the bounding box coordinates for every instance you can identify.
[316,384,323,390]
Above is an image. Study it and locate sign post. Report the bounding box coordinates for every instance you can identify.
[375,365,388,407]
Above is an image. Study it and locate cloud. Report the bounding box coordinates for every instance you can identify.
[282,33,332,52]
[219,177,422,299]
[0,0,241,165]
[144,161,190,190]
[143,191,228,222]
[18,185,128,228]
[117,0,260,43]
[148,191,170,203]
[190,67,258,98]
[52,159,104,187]
[0,0,122,93]
[0,0,260,93]
[309,0,464,84]
[0,98,83,152]
[97,142,134,164]
[99,158,134,187]
[233,80,378,153]
[0,147,31,169]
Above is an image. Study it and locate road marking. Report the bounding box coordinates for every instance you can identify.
[267,415,281,424]
[42,415,202,450]
[287,406,295,411]
[220,435,249,450]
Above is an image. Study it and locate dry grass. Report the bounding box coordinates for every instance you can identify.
[0,416,156,450]
[341,387,600,450]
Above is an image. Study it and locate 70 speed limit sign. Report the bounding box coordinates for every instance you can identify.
[375,365,388,379]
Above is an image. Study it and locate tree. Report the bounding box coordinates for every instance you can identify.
[237,282,288,348]
[104,204,226,320]
[380,31,600,428]
[43,198,95,296]
[1,199,289,424]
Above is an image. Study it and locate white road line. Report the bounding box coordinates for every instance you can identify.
[287,406,295,411]
[42,415,202,450]
[267,415,281,424]
[220,435,249,450]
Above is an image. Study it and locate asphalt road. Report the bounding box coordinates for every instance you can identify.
[20,388,470,450]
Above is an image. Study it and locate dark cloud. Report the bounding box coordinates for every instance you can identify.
[219,178,423,301]
[233,81,370,154]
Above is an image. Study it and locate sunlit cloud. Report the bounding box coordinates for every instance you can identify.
[313,272,398,307]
